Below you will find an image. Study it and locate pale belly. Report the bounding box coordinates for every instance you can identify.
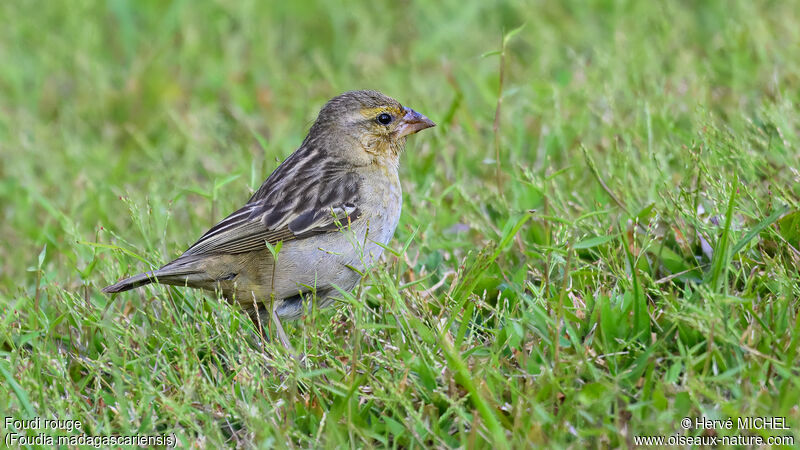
[269,177,401,318]
[276,217,392,290]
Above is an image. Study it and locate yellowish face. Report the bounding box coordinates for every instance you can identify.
[356,105,409,156]
[360,105,406,130]
[359,106,407,122]
[318,91,434,159]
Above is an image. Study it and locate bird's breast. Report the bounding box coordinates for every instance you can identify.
[358,168,402,246]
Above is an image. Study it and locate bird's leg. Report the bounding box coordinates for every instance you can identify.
[271,303,309,366]
[271,306,297,356]
[250,297,304,363]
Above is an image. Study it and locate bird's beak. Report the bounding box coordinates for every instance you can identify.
[395,107,436,138]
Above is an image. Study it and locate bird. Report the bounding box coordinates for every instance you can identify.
[102,90,435,349]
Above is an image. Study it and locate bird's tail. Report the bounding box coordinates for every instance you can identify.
[102,271,158,293]
[102,257,207,294]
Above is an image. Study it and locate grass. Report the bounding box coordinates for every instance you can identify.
[2,0,799,447]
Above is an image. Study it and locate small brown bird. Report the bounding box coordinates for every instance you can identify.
[103,90,435,347]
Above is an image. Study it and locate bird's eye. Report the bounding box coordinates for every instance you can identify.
[377,113,393,125]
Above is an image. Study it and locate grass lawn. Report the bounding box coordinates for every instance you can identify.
[2,0,799,447]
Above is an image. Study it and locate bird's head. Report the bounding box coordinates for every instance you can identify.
[309,90,435,163]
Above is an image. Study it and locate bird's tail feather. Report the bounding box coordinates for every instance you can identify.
[102,257,207,294]
[102,271,159,293]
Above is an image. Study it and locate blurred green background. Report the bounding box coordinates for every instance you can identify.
[1,0,799,447]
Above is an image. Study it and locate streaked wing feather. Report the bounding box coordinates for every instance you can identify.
[182,171,361,256]
[288,204,359,234]
[183,218,274,256]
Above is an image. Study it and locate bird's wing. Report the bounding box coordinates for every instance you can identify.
[181,171,362,256]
